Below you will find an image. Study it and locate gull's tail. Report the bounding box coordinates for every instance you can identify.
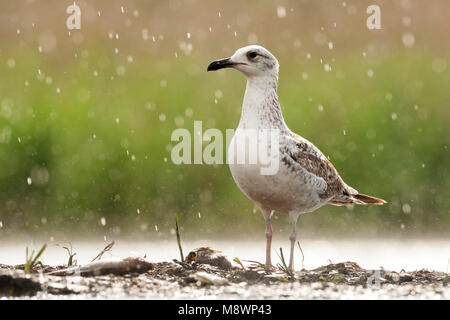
[330,186,387,206]
[352,193,387,205]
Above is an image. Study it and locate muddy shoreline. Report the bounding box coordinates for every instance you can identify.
[1,252,448,299]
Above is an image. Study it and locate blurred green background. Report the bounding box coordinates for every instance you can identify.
[0,0,449,240]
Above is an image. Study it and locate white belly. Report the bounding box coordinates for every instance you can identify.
[228,132,325,214]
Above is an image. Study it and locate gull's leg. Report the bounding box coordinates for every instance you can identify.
[288,212,300,272]
[261,208,273,270]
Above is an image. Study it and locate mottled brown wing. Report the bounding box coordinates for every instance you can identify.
[286,135,347,199]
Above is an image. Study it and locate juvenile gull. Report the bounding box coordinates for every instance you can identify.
[207,45,386,271]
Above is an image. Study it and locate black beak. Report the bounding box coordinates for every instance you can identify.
[207,58,235,71]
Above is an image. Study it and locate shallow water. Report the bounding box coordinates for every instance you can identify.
[1,238,449,272]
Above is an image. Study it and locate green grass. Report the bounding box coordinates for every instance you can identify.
[0,48,449,237]
[24,244,46,274]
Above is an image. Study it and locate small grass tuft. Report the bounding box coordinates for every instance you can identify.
[62,244,77,266]
[233,257,245,270]
[276,247,293,277]
[24,244,47,274]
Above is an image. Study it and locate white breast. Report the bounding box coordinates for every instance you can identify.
[228,132,325,214]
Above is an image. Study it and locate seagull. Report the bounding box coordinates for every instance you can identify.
[207,45,386,271]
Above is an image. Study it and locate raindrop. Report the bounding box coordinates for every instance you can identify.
[7,58,16,68]
[432,58,447,73]
[142,28,149,40]
[27,177,32,185]
[402,204,411,214]
[402,32,415,48]
[402,16,411,26]
[215,90,223,99]
[277,6,286,18]
[175,116,184,127]
[100,217,106,226]
[116,65,126,76]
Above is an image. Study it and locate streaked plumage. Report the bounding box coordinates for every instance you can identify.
[208,45,386,271]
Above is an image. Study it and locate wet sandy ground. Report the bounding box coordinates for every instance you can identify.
[1,248,449,299]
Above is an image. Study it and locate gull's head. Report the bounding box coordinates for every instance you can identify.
[207,45,279,79]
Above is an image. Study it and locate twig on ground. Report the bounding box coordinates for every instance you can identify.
[175,213,184,263]
[242,260,266,268]
[297,241,305,270]
[91,241,115,262]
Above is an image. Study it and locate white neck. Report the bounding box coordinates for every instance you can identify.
[238,75,288,131]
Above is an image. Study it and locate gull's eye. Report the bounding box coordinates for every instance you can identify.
[247,51,258,59]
